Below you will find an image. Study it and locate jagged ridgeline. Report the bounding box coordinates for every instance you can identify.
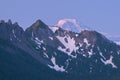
[0,19,120,80]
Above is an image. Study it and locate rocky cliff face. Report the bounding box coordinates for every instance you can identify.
[0,19,120,80]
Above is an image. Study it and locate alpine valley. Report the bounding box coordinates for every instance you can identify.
[0,19,120,80]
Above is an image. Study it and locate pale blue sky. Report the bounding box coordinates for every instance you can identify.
[0,0,120,40]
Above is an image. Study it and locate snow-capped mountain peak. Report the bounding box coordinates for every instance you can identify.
[57,19,79,27]
[56,19,83,33]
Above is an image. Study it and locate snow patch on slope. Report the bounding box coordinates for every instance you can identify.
[99,52,106,60]
[49,26,59,33]
[88,49,94,58]
[49,36,53,40]
[48,56,65,72]
[12,29,17,38]
[34,37,44,48]
[101,56,117,68]
[115,41,120,45]
[12,29,21,41]
[56,35,79,58]
[84,38,91,47]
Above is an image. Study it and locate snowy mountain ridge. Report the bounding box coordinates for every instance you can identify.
[0,19,120,80]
